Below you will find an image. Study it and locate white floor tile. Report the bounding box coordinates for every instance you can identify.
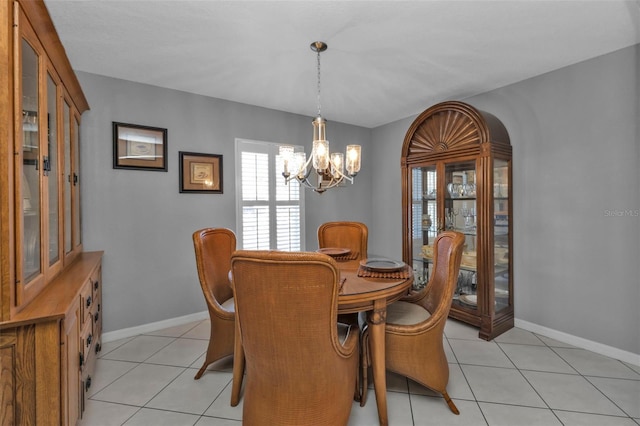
[79,400,139,426]
[408,363,474,401]
[203,380,243,421]
[182,320,211,339]
[86,358,138,397]
[411,396,486,426]
[122,408,200,425]
[494,328,545,346]
[522,370,626,416]
[144,321,201,338]
[499,343,577,374]
[552,348,640,379]
[100,335,175,362]
[586,376,640,418]
[190,353,235,373]
[535,334,577,348]
[449,339,515,368]
[445,319,481,340]
[195,416,242,425]
[462,365,546,408]
[90,363,184,406]
[553,410,639,425]
[146,369,233,415]
[479,402,562,426]
[145,337,208,367]
[99,336,136,358]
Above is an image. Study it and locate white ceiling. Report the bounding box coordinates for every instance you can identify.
[44,0,640,128]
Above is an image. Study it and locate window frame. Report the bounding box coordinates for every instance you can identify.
[235,138,306,251]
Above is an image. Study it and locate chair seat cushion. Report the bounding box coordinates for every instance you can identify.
[221,297,235,312]
[386,301,431,325]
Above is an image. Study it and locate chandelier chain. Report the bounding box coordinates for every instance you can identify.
[316,49,322,117]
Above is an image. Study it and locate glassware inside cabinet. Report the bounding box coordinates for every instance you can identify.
[444,162,478,309]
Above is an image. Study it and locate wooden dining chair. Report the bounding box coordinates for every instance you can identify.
[192,228,237,379]
[229,250,359,425]
[318,221,368,268]
[360,231,465,413]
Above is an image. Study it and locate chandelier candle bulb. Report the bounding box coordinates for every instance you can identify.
[346,144,361,175]
[294,152,306,178]
[313,139,329,171]
[279,145,295,176]
[331,152,344,177]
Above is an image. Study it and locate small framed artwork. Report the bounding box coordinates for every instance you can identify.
[179,151,223,194]
[113,122,167,171]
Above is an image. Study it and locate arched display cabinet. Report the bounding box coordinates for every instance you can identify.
[401,101,513,340]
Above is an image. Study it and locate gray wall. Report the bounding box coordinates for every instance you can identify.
[77,72,372,333]
[369,45,639,355]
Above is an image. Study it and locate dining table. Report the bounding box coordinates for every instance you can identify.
[334,258,414,426]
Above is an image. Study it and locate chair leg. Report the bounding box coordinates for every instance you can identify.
[230,322,245,407]
[443,391,459,415]
[194,362,209,380]
[359,328,370,407]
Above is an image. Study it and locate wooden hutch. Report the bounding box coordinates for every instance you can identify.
[401,101,513,340]
[0,1,103,424]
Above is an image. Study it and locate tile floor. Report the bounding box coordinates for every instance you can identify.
[80,319,640,426]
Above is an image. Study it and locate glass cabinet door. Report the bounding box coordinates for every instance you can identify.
[47,72,60,267]
[20,38,41,286]
[63,100,72,255]
[444,161,478,310]
[493,158,510,312]
[410,165,437,290]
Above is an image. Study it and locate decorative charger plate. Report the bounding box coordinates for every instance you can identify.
[317,247,351,257]
[360,258,405,272]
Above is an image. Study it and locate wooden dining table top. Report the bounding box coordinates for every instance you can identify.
[336,266,414,314]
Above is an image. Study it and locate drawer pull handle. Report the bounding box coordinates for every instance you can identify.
[94,312,99,322]
[85,376,92,391]
[95,343,102,354]
[87,334,92,347]
[94,280,99,290]
[86,296,92,307]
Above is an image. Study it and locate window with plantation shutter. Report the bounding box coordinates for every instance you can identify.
[236,139,305,251]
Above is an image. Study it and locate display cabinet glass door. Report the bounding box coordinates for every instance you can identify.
[444,161,479,311]
[411,165,437,290]
[493,158,510,312]
[20,37,41,287]
[47,72,61,268]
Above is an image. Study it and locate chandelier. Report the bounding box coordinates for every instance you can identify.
[279,41,361,194]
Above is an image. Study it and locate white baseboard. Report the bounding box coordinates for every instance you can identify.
[101,311,209,343]
[515,319,640,367]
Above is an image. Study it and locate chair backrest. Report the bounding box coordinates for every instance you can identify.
[230,250,356,425]
[422,231,465,318]
[317,221,368,260]
[192,228,236,310]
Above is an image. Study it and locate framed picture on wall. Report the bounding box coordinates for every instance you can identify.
[113,122,168,171]
[179,151,223,194]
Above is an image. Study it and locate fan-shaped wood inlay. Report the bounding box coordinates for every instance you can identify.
[409,110,481,155]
